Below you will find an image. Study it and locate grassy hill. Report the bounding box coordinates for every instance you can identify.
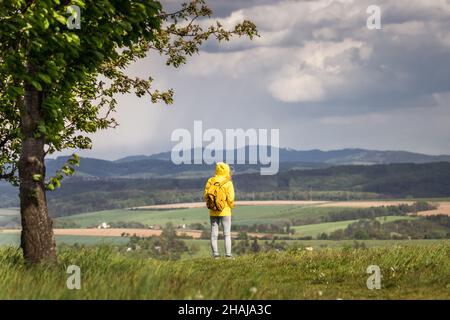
[0,244,448,299]
[45,148,450,180]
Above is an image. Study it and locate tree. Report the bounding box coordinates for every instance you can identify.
[251,237,260,253]
[0,0,257,263]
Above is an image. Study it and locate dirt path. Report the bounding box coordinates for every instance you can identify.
[132,200,327,210]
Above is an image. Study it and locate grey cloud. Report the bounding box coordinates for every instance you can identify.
[64,0,450,159]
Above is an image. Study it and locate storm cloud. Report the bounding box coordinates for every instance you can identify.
[65,0,450,160]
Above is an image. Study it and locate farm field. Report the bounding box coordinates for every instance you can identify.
[2,200,450,231]
[54,200,450,228]
[1,200,449,255]
[56,204,307,227]
[0,232,129,246]
[131,199,450,215]
[290,216,416,237]
[1,215,416,240]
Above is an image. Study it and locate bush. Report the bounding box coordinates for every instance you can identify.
[124,223,189,260]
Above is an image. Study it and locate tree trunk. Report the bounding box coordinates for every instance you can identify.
[19,67,57,264]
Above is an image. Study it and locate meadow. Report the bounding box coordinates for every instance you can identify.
[56,205,304,227]
[0,244,448,299]
[0,231,446,259]
[0,232,129,246]
[52,202,433,228]
[0,201,446,250]
[1,201,449,299]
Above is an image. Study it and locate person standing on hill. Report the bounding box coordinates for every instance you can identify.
[203,162,235,259]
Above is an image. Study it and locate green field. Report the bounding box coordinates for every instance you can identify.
[0,232,129,246]
[56,205,310,227]
[0,203,445,256]
[55,204,413,228]
[0,244,448,299]
[290,216,417,237]
[54,204,421,239]
[0,208,19,226]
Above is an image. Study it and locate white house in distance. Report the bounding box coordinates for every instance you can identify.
[97,222,111,229]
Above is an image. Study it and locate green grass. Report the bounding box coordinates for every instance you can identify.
[0,233,129,246]
[3,231,445,260]
[0,244,448,299]
[181,239,449,258]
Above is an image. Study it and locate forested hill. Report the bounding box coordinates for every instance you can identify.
[45,147,450,179]
[2,162,450,216]
[39,162,450,216]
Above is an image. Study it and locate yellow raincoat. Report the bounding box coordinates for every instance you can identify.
[203,162,235,216]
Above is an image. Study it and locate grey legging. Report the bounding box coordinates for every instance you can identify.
[210,216,232,257]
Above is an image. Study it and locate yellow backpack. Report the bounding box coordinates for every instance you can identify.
[205,178,230,211]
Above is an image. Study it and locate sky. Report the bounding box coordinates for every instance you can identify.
[66,0,450,160]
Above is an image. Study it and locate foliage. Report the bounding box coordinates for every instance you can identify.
[232,223,292,234]
[233,236,289,255]
[52,219,82,229]
[0,0,257,188]
[328,215,450,240]
[124,223,189,260]
[108,220,148,229]
[292,201,436,226]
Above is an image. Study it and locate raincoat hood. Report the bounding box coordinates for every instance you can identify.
[215,162,231,178]
[204,162,235,216]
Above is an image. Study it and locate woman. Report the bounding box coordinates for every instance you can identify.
[203,162,235,259]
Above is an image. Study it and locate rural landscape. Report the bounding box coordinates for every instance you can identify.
[1,148,450,299]
[1,0,450,305]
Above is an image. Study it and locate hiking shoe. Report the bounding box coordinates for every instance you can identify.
[213,255,220,260]
[225,255,235,260]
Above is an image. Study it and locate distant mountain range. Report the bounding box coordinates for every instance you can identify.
[45,147,450,179]
[118,147,450,164]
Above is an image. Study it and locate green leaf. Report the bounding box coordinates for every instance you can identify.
[37,73,52,84]
[72,154,80,166]
[53,12,66,25]
[52,178,61,188]
[30,80,43,91]
[37,123,47,134]
[42,18,50,29]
